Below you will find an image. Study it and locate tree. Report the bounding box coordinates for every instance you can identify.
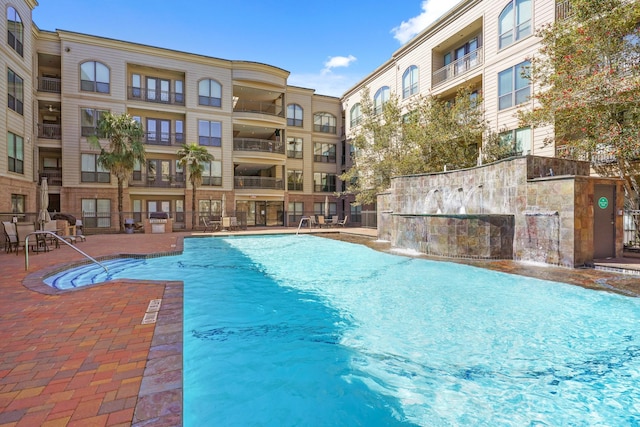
[341,86,490,205]
[90,113,146,232]
[518,0,640,207]
[177,143,214,230]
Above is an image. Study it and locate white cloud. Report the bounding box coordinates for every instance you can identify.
[391,1,453,44]
[323,55,357,73]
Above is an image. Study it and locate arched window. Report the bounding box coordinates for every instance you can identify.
[499,0,532,49]
[7,6,23,56]
[198,79,222,107]
[402,66,419,98]
[287,104,303,127]
[374,86,390,115]
[80,61,110,93]
[350,103,362,128]
[313,112,336,134]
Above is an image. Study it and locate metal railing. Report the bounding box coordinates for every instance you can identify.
[234,176,283,190]
[145,132,184,146]
[38,123,62,139]
[556,0,572,21]
[39,169,62,186]
[38,76,61,93]
[625,210,640,249]
[127,87,185,105]
[233,138,285,154]
[24,231,107,272]
[129,173,186,188]
[432,48,483,87]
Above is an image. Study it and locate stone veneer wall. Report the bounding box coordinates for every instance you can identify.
[378,156,623,267]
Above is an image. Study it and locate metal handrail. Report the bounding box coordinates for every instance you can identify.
[24,231,108,273]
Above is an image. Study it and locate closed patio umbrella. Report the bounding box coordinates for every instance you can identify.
[38,177,50,230]
[324,195,329,218]
[221,193,226,217]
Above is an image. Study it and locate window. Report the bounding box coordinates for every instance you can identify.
[146,119,171,144]
[313,172,336,192]
[7,69,23,115]
[175,120,184,144]
[498,61,531,110]
[287,137,303,158]
[402,65,419,98]
[8,132,23,174]
[81,108,108,137]
[499,127,532,155]
[287,104,303,127]
[81,153,110,182]
[287,170,303,191]
[82,198,111,228]
[499,0,532,49]
[131,74,141,98]
[80,61,110,93]
[146,77,170,103]
[198,120,222,146]
[314,142,336,163]
[175,80,184,104]
[199,199,222,218]
[314,202,336,216]
[350,103,362,127]
[11,194,25,213]
[287,202,304,224]
[199,79,221,107]
[7,7,23,56]
[374,86,390,115]
[313,112,336,134]
[202,160,222,186]
[350,203,362,222]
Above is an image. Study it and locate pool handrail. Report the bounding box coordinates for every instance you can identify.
[296,217,312,235]
[24,231,108,273]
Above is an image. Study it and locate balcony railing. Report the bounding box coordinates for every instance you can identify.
[38,77,61,93]
[39,169,62,186]
[556,145,640,165]
[233,100,284,117]
[433,48,483,87]
[129,173,186,188]
[145,132,185,146]
[233,138,285,154]
[38,123,62,139]
[556,0,572,21]
[201,176,222,186]
[234,176,283,190]
[127,87,185,105]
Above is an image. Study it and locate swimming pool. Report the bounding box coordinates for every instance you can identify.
[45,235,640,426]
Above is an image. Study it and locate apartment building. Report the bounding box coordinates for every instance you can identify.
[342,0,559,160]
[1,0,350,231]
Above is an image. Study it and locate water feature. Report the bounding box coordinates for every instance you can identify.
[44,235,640,426]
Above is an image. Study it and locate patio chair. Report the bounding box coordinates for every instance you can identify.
[75,220,87,242]
[337,216,348,227]
[15,222,41,254]
[2,221,18,253]
[309,216,318,228]
[328,216,339,227]
[202,217,213,232]
[317,215,327,228]
[230,217,238,231]
[43,220,61,248]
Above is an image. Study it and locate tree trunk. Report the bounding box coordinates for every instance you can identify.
[191,181,197,230]
[117,177,124,232]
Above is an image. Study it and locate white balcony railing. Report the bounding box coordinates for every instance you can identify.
[432,48,483,87]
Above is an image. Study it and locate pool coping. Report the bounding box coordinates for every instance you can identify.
[22,238,186,426]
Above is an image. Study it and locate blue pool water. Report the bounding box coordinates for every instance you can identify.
[45,235,640,426]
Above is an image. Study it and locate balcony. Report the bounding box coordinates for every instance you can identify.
[37,123,61,140]
[233,138,284,154]
[38,77,61,93]
[129,173,186,188]
[233,99,284,117]
[127,87,185,106]
[556,1,572,21]
[433,48,483,87]
[234,176,283,190]
[39,169,62,186]
[145,132,185,146]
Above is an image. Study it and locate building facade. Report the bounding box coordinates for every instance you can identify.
[1,0,352,231]
[342,0,560,161]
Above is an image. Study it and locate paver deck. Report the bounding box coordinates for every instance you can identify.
[1,227,638,426]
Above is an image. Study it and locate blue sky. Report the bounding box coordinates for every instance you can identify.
[32,1,454,97]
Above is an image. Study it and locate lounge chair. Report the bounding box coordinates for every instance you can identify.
[328,216,339,227]
[2,221,18,253]
[43,220,61,248]
[15,222,42,254]
[75,220,87,242]
[202,217,213,232]
[337,216,348,227]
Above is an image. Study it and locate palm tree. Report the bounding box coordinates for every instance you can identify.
[177,143,214,230]
[89,113,146,232]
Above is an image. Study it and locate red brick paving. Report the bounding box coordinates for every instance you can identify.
[0,232,186,427]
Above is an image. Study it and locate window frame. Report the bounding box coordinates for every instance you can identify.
[8,131,24,174]
[402,65,419,98]
[198,120,222,147]
[80,61,110,93]
[198,79,222,107]
[498,61,531,110]
[313,142,336,163]
[499,127,532,155]
[202,160,222,186]
[313,172,337,192]
[287,104,304,127]
[11,194,25,213]
[350,103,362,127]
[287,137,303,159]
[287,169,303,191]
[82,198,111,228]
[81,108,109,137]
[7,68,23,115]
[374,86,390,115]
[81,153,110,183]
[313,112,337,134]
[498,0,532,49]
[7,6,23,56]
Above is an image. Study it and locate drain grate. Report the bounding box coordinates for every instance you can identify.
[142,299,162,324]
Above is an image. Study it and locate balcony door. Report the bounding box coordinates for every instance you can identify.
[148,160,171,185]
[147,119,171,145]
[146,77,170,103]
